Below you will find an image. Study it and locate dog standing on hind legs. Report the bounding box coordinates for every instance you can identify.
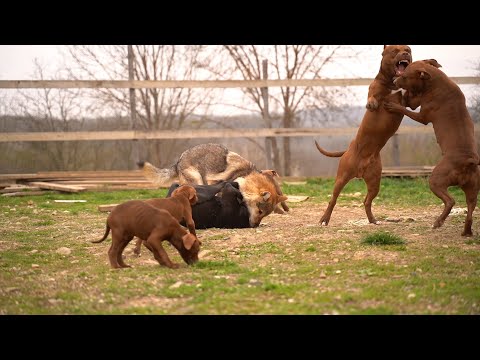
[384,59,480,236]
[314,45,413,226]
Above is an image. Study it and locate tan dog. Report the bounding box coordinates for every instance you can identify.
[384,60,480,236]
[314,45,412,225]
[133,185,198,256]
[92,201,201,269]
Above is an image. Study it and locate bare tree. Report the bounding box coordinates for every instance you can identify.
[66,45,215,167]
[471,60,480,123]
[13,59,85,171]
[214,45,358,175]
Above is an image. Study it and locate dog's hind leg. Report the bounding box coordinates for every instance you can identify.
[116,234,133,268]
[363,159,382,224]
[133,238,143,256]
[320,173,354,226]
[108,230,128,269]
[461,178,479,237]
[429,163,455,229]
[179,167,204,185]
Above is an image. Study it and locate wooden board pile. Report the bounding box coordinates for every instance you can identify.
[0,170,160,197]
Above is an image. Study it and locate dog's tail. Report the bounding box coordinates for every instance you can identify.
[314,140,345,158]
[137,161,178,187]
[92,222,110,243]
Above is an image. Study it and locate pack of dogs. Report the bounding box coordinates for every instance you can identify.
[93,45,480,269]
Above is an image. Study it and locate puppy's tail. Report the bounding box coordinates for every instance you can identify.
[314,140,345,158]
[137,161,178,187]
[92,222,110,243]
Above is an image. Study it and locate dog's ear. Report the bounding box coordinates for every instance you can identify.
[261,169,279,177]
[261,191,271,201]
[182,233,197,250]
[188,189,197,202]
[416,68,431,80]
[422,59,442,68]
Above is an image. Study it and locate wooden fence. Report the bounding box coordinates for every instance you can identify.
[1,77,479,143]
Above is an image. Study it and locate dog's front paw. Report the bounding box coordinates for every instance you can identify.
[384,101,402,113]
[366,98,379,111]
[169,263,181,269]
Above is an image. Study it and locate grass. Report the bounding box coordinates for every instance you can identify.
[1,178,479,314]
[361,231,406,246]
[283,177,466,207]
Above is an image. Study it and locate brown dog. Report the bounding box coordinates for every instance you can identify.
[133,185,198,256]
[314,45,412,225]
[92,201,201,269]
[384,60,480,236]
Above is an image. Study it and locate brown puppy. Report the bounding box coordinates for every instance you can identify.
[133,184,198,256]
[314,45,412,225]
[384,60,480,236]
[92,201,201,269]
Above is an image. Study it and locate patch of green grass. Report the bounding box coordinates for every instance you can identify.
[361,231,406,246]
[1,180,479,315]
[283,177,466,207]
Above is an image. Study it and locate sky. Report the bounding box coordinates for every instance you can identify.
[0,45,479,111]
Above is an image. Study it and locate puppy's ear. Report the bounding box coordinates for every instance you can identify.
[416,68,431,80]
[236,194,244,205]
[422,59,442,68]
[189,190,197,201]
[182,233,197,250]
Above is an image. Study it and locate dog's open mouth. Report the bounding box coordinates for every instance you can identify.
[395,60,410,76]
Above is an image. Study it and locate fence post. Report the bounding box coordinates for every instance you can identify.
[128,45,138,169]
[261,60,273,169]
[392,134,400,166]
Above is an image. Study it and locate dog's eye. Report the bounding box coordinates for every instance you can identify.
[258,210,263,215]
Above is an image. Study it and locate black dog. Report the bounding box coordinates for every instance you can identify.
[167,181,250,229]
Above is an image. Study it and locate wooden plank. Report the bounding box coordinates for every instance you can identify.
[0,173,38,181]
[0,77,478,89]
[98,204,118,212]
[0,126,444,143]
[26,181,86,193]
[0,186,41,194]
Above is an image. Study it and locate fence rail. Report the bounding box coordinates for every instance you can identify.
[0,125,463,143]
[1,77,479,89]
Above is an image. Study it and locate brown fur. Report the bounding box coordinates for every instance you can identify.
[132,185,198,256]
[314,45,412,225]
[92,201,201,269]
[384,59,480,236]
